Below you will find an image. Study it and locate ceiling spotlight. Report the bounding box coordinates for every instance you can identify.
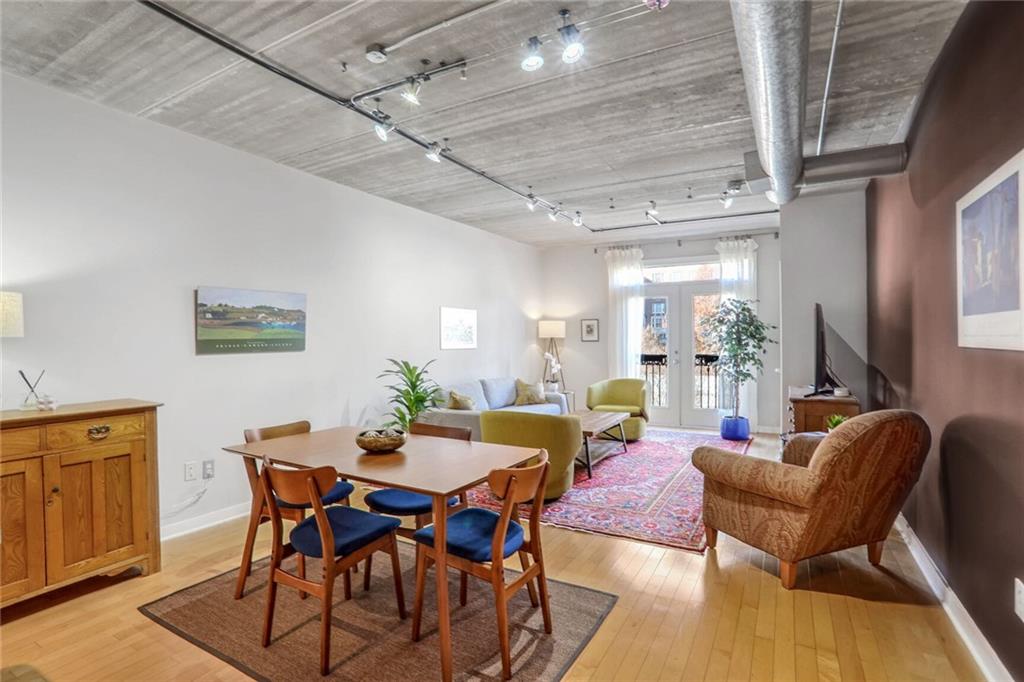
[572,211,584,227]
[401,80,422,106]
[460,65,468,80]
[374,121,395,142]
[647,200,658,215]
[365,43,388,64]
[521,36,544,72]
[426,142,443,163]
[558,10,584,64]
[644,0,670,9]
[548,209,559,222]
[719,192,734,209]
[525,186,538,211]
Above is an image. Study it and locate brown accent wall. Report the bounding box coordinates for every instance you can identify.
[866,2,1024,677]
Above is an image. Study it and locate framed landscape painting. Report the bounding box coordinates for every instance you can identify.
[956,148,1024,350]
[195,286,306,355]
[440,306,477,350]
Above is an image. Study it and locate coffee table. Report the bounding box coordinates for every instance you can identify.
[574,409,630,478]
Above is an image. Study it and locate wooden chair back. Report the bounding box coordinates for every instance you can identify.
[260,459,338,561]
[409,422,472,441]
[486,450,549,566]
[244,420,311,443]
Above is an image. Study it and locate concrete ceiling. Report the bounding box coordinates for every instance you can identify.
[1,0,964,245]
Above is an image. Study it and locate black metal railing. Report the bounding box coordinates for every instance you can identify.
[640,353,732,410]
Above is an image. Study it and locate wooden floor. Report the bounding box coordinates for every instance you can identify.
[0,434,982,682]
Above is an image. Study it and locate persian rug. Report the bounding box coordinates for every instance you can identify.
[467,428,751,552]
[140,542,616,681]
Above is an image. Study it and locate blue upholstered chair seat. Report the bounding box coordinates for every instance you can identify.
[412,508,524,563]
[290,506,400,558]
[364,488,458,516]
[276,479,354,510]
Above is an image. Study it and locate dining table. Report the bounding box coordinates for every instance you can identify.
[222,425,539,681]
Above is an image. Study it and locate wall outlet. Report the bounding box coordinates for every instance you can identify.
[202,459,215,480]
[1015,578,1024,624]
[184,461,198,482]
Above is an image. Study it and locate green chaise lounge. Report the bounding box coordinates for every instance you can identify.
[480,411,583,500]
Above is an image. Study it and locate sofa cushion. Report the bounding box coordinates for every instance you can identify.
[481,377,517,409]
[498,403,562,416]
[446,390,476,410]
[514,379,546,406]
[441,381,488,411]
[593,403,643,417]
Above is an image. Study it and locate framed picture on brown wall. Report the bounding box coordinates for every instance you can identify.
[955,147,1024,350]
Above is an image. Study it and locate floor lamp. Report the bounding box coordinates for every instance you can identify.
[538,320,566,391]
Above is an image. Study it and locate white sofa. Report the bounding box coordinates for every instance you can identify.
[417,376,568,440]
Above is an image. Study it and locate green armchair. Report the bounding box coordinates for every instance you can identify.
[586,378,649,441]
[480,411,582,500]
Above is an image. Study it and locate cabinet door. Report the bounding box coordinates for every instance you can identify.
[1,458,46,603]
[43,440,148,584]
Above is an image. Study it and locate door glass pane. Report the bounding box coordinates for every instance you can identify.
[642,297,669,408]
[692,293,722,409]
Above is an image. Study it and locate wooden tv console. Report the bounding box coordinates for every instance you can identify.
[787,386,860,434]
[0,399,161,607]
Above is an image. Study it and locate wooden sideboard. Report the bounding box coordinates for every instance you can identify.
[787,386,861,434]
[1,399,161,607]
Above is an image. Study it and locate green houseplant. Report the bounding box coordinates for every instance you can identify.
[825,413,849,431]
[378,359,439,430]
[702,298,776,440]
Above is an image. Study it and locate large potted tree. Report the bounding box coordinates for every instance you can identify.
[702,298,776,441]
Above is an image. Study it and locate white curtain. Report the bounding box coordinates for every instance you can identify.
[605,247,645,379]
[716,238,759,428]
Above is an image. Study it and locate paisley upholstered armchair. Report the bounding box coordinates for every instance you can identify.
[692,410,931,589]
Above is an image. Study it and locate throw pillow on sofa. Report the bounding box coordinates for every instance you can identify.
[514,379,546,406]
[447,390,476,410]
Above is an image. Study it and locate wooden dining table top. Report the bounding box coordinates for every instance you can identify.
[222,426,539,497]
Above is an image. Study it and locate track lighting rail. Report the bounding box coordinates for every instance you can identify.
[136,0,590,230]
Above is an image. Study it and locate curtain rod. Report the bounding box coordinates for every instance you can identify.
[593,228,778,254]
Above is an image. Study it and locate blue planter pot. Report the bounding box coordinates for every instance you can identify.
[720,416,750,441]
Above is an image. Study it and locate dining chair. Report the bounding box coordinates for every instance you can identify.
[363,422,470,541]
[411,450,552,680]
[235,420,355,599]
[260,459,406,676]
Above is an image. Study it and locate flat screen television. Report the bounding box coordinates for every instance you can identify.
[807,302,843,397]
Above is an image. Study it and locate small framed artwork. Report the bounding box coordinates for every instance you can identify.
[195,286,306,355]
[581,318,600,342]
[955,147,1023,350]
[440,306,478,350]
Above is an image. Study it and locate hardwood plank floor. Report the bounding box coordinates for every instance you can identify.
[0,434,983,681]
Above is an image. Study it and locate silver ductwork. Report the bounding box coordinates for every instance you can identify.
[744,143,908,191]
[730,0,811,205]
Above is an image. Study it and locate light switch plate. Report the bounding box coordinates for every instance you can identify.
[1015,578,1024,624]
[202,459,215,480]
[184,461,198,482]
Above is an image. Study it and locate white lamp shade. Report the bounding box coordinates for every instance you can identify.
[538,320,566,339]
[1,292,24,338]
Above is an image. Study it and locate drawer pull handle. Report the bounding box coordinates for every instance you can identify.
[88,425,112,440]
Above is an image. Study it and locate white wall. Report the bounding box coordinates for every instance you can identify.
[779,189,868,402]
[540,234,783,431]
[0,76,544,535]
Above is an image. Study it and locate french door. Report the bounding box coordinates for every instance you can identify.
[641,282,723,428]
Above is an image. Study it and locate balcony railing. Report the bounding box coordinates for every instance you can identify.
[640,353,731,410]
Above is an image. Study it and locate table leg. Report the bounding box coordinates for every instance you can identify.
[619,423,628,453]
[235,457,264,600]
[583,437,593,478]
[432,495,453,682]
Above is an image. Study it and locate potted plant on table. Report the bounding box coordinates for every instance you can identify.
[702,298,776,441]
[377,358,439,430]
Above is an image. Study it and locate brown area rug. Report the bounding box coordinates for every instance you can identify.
[140,542,616,681]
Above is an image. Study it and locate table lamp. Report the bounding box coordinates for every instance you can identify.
[538,320,566,390]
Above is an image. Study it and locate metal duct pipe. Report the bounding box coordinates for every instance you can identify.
[800,143,907,185]
[730,0,811,205]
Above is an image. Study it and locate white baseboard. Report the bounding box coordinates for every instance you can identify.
[893,514,1012,682]
[160,501,250,541]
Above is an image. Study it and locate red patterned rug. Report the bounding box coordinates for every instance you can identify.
[466,429,751,553]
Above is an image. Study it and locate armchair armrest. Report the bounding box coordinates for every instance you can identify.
[693,446,820,508]
[544,392,569,414]
[782,433,826,468]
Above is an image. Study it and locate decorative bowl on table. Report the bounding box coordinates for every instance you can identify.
[356,428,407,453]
